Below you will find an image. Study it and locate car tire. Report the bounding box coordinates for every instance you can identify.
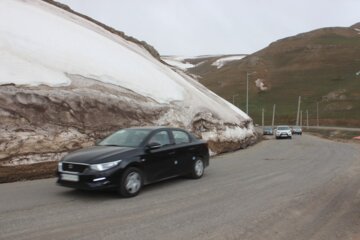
[190,158,204,179]
[118,167,143,198]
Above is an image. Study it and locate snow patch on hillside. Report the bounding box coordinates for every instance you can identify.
[162,56,195,70]
[212,55,246,69]
[255,79,268,91]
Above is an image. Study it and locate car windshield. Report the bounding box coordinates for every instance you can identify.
[98,129,151,147]
[277,126,290,130]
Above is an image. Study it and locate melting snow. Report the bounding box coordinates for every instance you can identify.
[0,0,252,122]
[0,0,184,103]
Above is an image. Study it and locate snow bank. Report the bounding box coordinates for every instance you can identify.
[0,0,257,162]
[0,0,184,103]
[0,0,252,123]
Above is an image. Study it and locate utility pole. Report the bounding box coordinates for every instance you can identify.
[306,110,309,129]
[246,73,249,114]
[246,72,256,114]
[296,96,301,126]
[262,108,264,128]
[317,102,319,126]
[300,110,303,127]
[272,104,276,128]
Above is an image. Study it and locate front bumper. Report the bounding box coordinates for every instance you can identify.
[276,132,292,138]
[57,169,121,190]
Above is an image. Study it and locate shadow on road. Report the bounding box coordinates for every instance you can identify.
[56,176,191,201]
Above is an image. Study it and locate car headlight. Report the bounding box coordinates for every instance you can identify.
[90,160,122,171]
[58,162,63,171]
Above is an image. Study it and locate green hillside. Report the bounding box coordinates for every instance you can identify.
[186,24,360,127]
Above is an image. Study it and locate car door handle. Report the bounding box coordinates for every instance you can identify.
[168,151,176,155]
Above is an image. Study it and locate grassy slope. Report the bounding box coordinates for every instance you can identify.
[187,25,360,127]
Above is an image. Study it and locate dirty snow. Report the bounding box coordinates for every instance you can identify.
[0,0,252,122]
[212,55,246,69]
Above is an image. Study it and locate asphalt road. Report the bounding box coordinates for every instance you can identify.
[1,134,359,240]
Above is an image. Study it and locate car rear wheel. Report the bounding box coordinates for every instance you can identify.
[118,167,143,198]
[190,158,204,179]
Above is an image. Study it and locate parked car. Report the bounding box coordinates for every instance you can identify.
[292,126,303,135]
[57,127,209,197]
[263,127,273,135]
[275,125,292,139]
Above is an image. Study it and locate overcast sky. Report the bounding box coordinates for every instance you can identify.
[59,0,360,56]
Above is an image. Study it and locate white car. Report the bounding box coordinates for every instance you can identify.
[275,125,292,139]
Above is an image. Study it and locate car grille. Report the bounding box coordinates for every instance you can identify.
[62,162,88,173]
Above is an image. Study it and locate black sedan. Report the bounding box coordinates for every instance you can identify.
[57,127,209,197]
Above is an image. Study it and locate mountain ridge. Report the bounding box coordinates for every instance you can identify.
[183,23,360,127]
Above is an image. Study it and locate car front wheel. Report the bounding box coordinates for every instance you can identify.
[118,167,143,198]
[190,158,204,179]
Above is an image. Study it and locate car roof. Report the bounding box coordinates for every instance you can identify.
[127,126,185,131]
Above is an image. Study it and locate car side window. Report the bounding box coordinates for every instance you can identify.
[148,131,171,146]
[172,130,190,144]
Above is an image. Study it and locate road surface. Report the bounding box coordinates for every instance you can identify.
[0,134,359,240]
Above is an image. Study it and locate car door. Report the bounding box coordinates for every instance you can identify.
[142,130,178,182]
[170,130,194,175]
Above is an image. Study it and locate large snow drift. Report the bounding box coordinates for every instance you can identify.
[0,0,256,166]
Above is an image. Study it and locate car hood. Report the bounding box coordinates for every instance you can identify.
[62,146,136,164]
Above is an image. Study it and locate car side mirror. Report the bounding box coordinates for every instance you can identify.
[146,142,162,150]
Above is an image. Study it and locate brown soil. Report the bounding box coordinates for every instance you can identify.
[0,161,57,183]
